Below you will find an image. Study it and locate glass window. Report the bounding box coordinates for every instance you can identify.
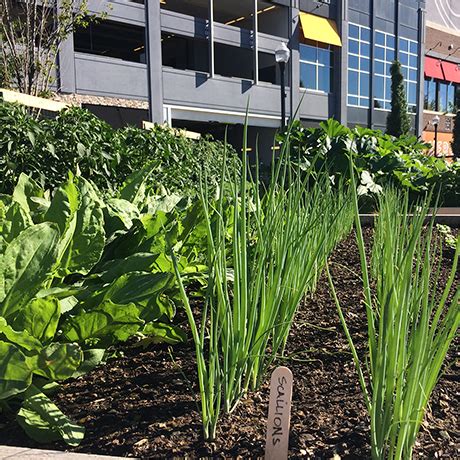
[424,78,437,111]
[374,30,396,111]
[299,40,333,93]
[347,23,371,108]
[74,21,146,63]
[399,37,419,112]
[162,33,209,72]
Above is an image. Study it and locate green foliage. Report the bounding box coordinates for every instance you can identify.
[0,168,209,445]
[0,102,239,195]
[328,184,459,460]
[451,110,460,160]
[280,119,460,207]
[386,60,411,137]
[173,131,354,440]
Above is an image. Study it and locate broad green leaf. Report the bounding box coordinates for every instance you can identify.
[17,385,84,446]
[102,271,175,321]
[58,177,106,276]
[0,317,42,352]
[44,175,79,235]
[12,174,44,217]
[142,322,186,345]
[62,300,143,345]
[96,253,158,284]
[2,202,33,244]
[12,297,60,343]
[72,348,105,378]
[118,162,156,208]
[104,198,140,234]
[0,223,60,321]
[0,341,33,399]
[35,343,83,381]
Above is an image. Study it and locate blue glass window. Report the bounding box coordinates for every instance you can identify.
[374,30,396,111]
[300,41,333,93]
[347,23,371,108]
[399,36,419,112]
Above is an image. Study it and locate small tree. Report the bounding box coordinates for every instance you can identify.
[451,110,460,159]
[386,60,411,137]
[0,0,103,97]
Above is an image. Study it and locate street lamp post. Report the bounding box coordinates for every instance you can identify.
[275,42,290,131]
[432,115,440,156]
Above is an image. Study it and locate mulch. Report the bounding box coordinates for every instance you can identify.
[1,228,458,459]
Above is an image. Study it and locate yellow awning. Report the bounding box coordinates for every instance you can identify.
[299,12,342,47]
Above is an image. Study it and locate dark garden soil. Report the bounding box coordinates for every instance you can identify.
[1,228,458,459]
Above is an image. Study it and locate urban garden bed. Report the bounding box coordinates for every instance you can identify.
[1,229,458,459]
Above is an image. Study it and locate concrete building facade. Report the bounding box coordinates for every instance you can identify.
[55,0,426,153]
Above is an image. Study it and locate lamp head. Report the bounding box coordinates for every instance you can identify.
[275,42,290,64]
[432,115,440,126]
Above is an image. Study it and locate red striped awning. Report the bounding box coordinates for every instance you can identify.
[441,60,460,84]
[425,56,444,80]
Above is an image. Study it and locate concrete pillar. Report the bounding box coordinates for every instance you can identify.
[337,0,348,125]
[289,0,300,120]
[57,0,76,94]
[416,3,426,137]
[145,1,164,123]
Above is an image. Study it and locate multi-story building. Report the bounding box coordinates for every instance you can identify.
[422,0,460,158]
[54,1,425,157]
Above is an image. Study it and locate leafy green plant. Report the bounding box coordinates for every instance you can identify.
[328,180,460,459]
[173,128,354,440]
[0,101,240,195]
[278,119,460,206]
[0,167,207,444]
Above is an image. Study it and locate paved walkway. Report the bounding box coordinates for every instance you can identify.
[0,446,131,460]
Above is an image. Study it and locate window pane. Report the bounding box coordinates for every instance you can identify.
[376,32,385,46]
[360,57,370,72]
[318,48,331,66]
[385,78,391,100]
[318,65,331,92]
[375,47,385,61]
[439,82,448,112]
[410,41,418,54]
[359,97,369,107]
[348,70,359,95]
[360,73,369,97]
[375,76,385,99]
[400,53,409,66]
[448,84,455,112]
[300,63,317,90]
[400,38,409,52]
[349,39,359,55]
[361,42,370,57]
[375,61,385,75]
[428,79,437,110]
[349,55,359,70]
[408,82,417,105]
[349,24,359,39]
[300,44,317,62]
[348,96,359,106]
[409,69,417,81]
[386,48,395,62]
[409,55,418,68]
[387,35,395,49]
[361,27,371,43]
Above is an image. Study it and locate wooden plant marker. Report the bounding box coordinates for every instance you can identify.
[265,366,293,460]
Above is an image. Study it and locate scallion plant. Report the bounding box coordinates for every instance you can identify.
[328,171,460,459]
[173,126,353,440]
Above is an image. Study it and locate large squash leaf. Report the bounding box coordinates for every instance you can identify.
[2,202,33,244]
[35,343,83,381]
[17,385,84,446]
[0,341,33,400]
[0,223,60,321]
[12,174,44,218]
[0,317,42,352]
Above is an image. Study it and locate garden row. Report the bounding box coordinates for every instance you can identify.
[0,103,459,459]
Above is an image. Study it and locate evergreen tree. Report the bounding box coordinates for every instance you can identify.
[386,60,411,137]
[451,110,460,159]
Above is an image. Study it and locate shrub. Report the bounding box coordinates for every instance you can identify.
[0,102,239,195]
[387,60,411,137]
[279,119,460,206]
